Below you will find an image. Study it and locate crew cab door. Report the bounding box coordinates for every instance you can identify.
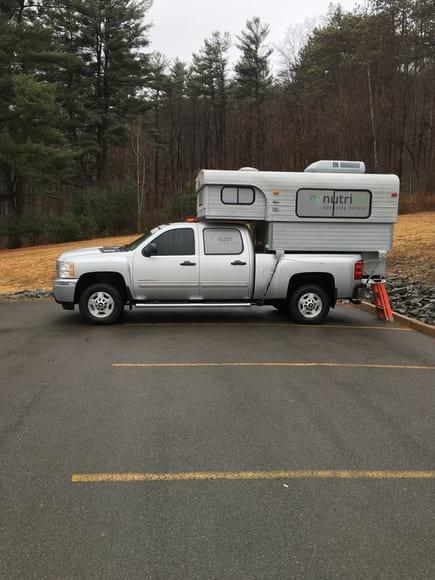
[132,225,199,301]
[199,225,252,300]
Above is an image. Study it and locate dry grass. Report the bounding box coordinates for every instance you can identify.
[0,212,434,293]
[0,234,137,294]
[387,211,435,284]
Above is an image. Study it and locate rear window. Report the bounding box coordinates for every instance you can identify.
[203,228,243,255]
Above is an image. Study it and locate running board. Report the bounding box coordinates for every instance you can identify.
[134,302,253,309]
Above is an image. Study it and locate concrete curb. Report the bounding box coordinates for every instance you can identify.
[355,301,435,338]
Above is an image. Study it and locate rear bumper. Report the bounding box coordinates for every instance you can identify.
[53,278,78,304]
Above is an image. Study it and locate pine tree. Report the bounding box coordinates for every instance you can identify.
[234,17,272,165]
[0,3,74,245]
[73,0,152,180]
[41,1,91,150]
[234,17,273,102]
[190,31,230,165]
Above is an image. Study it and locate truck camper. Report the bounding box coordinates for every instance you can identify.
[53,161,399,325]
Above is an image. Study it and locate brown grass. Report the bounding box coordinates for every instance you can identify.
[387,211,435,284]
[0,234,137,294]
[0,212,434,293]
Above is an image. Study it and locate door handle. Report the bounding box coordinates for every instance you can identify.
[180,261,196,266]
[231,260,247,266]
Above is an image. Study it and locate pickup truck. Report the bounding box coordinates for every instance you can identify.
[53,221,365,325]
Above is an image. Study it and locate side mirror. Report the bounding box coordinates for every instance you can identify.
[142,242,157,257]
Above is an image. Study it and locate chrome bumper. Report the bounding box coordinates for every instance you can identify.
[53,278,78,304]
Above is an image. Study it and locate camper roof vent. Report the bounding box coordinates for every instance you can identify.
[304,160,366,174]
[239,167,259,171]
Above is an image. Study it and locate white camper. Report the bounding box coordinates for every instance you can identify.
[196,161,399,254]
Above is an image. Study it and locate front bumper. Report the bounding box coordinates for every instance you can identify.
[53,278,78,304]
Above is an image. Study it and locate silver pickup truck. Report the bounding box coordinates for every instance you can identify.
[53,221,365,325]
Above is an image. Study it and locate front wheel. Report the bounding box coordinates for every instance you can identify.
[289,284,330,324]
[79,283,124,325]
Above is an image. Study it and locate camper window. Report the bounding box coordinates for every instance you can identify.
[296,189,372,219]
[203,228,243,255]
[221,186,255,205]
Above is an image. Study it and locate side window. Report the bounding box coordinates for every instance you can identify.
[221,186,255,205]
[152,228,195,256]
[203,228,243,255]
[296,189,371,219]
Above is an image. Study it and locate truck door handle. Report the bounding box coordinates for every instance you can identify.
[180,261,196,266]
[231,260,246,266]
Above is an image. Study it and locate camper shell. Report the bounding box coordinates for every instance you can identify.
[196,162,400,254]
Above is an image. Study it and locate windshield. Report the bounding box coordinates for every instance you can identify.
[122,232,151,251]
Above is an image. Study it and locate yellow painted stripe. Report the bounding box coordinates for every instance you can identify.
[112,362,435,370]
[72,470,435,483]
[125,323,412,331]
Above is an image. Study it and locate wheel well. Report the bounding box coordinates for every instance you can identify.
[287,273,336,307]
[74,272,128,304]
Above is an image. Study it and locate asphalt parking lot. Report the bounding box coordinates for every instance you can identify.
[1,300,434,579]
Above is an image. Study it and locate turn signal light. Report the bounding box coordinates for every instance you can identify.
[354,260,364,280]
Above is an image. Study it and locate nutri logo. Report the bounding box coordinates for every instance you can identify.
[299,189,371,218]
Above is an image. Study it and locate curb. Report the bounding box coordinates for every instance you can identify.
[355,301,435,338]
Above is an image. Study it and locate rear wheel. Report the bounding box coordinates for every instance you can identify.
[289,284,330,324]
[79,283,124,325]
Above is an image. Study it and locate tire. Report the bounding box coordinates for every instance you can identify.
[79,283,124,325]
[289,284,330,325]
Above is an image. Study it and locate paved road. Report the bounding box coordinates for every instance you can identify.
[0,301,434,579]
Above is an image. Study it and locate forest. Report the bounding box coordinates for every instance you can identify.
[0,0,433,247]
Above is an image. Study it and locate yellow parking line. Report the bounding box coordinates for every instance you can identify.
[72,470,435,483]
[112,362,435,370]
[125,323,412,331]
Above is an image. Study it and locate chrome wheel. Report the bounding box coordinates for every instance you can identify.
[87,291,115,319]
[298,292,323,319]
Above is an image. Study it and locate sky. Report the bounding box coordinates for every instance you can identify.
[147,0,361,66]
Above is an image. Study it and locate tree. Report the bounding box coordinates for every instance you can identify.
[74,0,152,179]
[234,17,273,101]
[190,31,230,165]
[0,3,75,245]
[234,17,273,165]
[41,0,91,152]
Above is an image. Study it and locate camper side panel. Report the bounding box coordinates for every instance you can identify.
[268,222,394,252]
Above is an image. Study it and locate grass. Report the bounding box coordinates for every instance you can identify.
[0,212,434,294]
[387,212,434,284]
[0,234,137,294]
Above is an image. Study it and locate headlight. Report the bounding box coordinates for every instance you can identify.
[56,261,75,279]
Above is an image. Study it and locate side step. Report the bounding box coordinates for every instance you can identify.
[134,302,253,309]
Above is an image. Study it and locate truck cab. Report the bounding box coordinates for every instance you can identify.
[131,222,254,302]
